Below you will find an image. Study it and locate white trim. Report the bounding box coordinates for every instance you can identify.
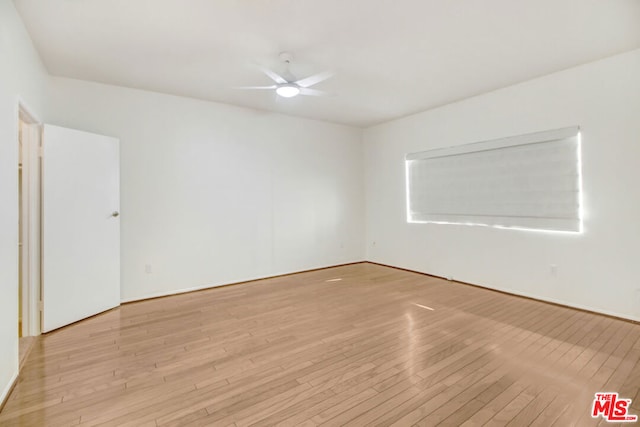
[405,158,412,223]
[576,132,585,234]
[408,219,585,235]
[121,260,365,303]
[462,281,640,323]
[25,123,42,336]
[370,261,640,323]
[405,126,580,160]
[16,97,41,125]
[19,118,28,337]
[16,99,43,338]
[121,281,245,303]
[0,371,18,409]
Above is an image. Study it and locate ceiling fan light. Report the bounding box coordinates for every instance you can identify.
[276,84,300,98]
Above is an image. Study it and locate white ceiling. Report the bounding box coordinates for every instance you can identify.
[14,0,640,127]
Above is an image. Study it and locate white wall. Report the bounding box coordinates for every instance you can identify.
[364,49,640,321]
[4,2,638,410]
[46,78,364,302]
[0,0,48,405]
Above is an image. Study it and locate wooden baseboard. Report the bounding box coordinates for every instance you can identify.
[1,336,40,413]
[121,261,367,305]
[0,372,18,414]
[366,261,640,325]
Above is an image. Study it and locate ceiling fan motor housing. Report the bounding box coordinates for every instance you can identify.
[276,83,300,98]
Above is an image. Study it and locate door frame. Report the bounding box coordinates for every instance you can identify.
[17,98,42,337]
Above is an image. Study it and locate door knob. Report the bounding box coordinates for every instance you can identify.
[112,211,120,217]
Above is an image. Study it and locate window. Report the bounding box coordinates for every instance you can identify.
[405,127,582,233]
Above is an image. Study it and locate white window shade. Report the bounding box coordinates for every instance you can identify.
[406,127,582,232]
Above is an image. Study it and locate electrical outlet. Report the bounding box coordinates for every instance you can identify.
[550,264,558,276]
[145,264,153,274]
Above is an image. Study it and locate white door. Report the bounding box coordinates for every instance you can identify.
[42,125,120,333]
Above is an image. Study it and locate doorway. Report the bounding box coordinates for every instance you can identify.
[17,103,42,368]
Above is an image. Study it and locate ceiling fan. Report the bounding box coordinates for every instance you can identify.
[239,52,333,98]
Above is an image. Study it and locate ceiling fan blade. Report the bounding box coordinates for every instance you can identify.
[295,71,333,88]
[299,88,327,97]
[259,66,288,84]
[236,85,277,90]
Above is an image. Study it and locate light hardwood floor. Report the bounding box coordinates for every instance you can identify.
[1,263,639,426]
[18,336,36,371]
